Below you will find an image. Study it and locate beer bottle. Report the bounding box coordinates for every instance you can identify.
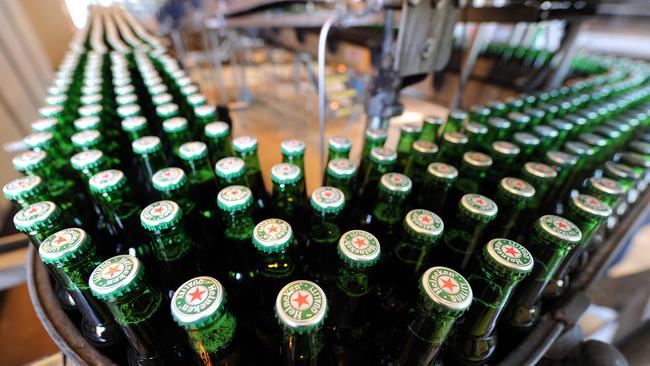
[549,119,574,148]
[151,167,205,239]
[396,123,422,172]
[116,93,139,108]
[487,101,507,117]
[23,132,68,163]
[463,122,488,152]
[214,157,248,189]
[542,150,579,213]
[560,141,597,201]
[438,132,468,167]
[39,228,123,350]
[512,132,540,163]
[275,280,336,365]
[454,151,493,197]
[531,125,559,153]
[394,267,472,365]
[491,177,536,239]
[325,158,357,204]
[132,136,168,192]
[443,110,468,135]
[233,136,269,212]
[70,130,120,165]
[117,104,143,122]
[525,108,546,126]
[358,147,397,204]
[417,163,458,217]
[487,141,520,187]
[520,162,558,217]
[186,93,207,112]
[507,112,531,133]
[359,128,387,178]
[140,200,203,299]
[162,117,192,157]
[171,276,244,365]
[419,116,444,143]
[13,201,65,247]
[121,116,151,142]
[618,152,650,185]
[178,141,219,221]
[3,175,45,209]
[404,140,438,191]
[328,229,382,364]
[89,255,188,364]
[271,163,305,223]
[585,176,626,214]
[363,173,412,242]
[71,149,113,183]
[450,239,533,365]
[578,132,609,164]
[194,104,218,135]
[205,122,233,164]
[327,135,352,163]
[73,116,103,133]
[156,102,180,122]
[438,194,498,272]
[483,117,511,148]
[152,93,174,108]
[281,139,306,174]
[505,215,581,330]
[469,106,490,124]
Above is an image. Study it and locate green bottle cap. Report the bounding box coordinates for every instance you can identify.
[443,132,469,145]
[310,186,345,214]
[545,151,578,167]
[116,93,138,106]
[117,104,141,119]
[513,132,540,147]
[89,255,145,301]
[13,201,61,232]
[45,94,67,106]
[587,177,625,197]
[39,228,92,265]
[564,141,595,157]
[171,276,227,329]
[281,139,306,156]
[187,94,207,107]
[404,209,444,241]
[570,194,612,221]
[464,122,488,135]
[579,133,607,148]
[156,103,179,118]
[379,173,412,197]
[204,122,230,138]
[215,157,245,179]
[370,147,397,164]
[179,141,208,161]
[148,84,167,96]
[629,141,650,155]
[78,104,102,118]
[195,105,217,120]
[89,169,126,194]
[31,118,58,133]
[38,105,62,118]
[365,128,387,142]
[71,149,105,171]
[523,162,558,181]
[80,94,101,105]
[534,215,582,248]
[327,158,357,179]
[162,117,188,133]
[181,84,199,96]
[141,200,182,231]
[271,163,302,184]
[604,161,639,181]
[132,136,162,155]
[74,116,101,131]
[427,162,458,181]
[419,267,472,315]
[71,130,102,149]
[232,136,258,153]
[492,141,520,156]
[217,185,253,212]
[337,229,381,268]
[498,177,536,200]
[121,116,148,132]
[463,151,493,168]
[275,280,328,334]
[459,194,498,222]
[152,93,173,106]
[412,140,438,155]
[23,132,53,150]
[152,167,187,192]
[3,175,42,202]
[483,238,534,280]
[328,136,352,153]
[253,218,293,253]
[533,125,559,139]
[400,123,422,135]
[114,84,134,96]
[12,150,47,172]
[176,76,192,87]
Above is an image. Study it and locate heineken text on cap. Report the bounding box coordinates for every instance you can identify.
[71,150,104,170]
[461,194,498,218]
[163,117,188,133]
[31,118,58,132]
[89,169,126,193]
[205,122,230,138]
[275,280,327,333]
[338,229,381,267]
[327,159,357,179]
[572,194,612,218]
[524,162,558,179]
[485,238,534,275]
[421,267,472,313]
[74,116,101,130]
[3,175,41,200]
[463,151,493,167]
[132,136,161,155]
[443,132,469,144]
[380,173,412,195]
[13,201,59,232]
[233,136,258,152]
[253,218,293,253]
[413,140,438,154]
[271,163,302,184]
[39,228,89,264]
[153,167,186,191]
[179,141,208,160]
[117,104,141,118]
[215,157,245,179]
[89,255,142,301]
[217,185,253,211]
[141,200,181,231]
[12,150,47,171]
[171,276,226,329]
[281,140,306,156]
[405,209,444,237]
[23,132,53,149]
[588,177,625,196]
[71,130,101,148]
[328,136,352,152]
[121,116,147,132]
[428,162,458,179]
[500,177,536,198]
[370,147,397,164]
[538,215,582,244]
[311,186,345,213]
[365,128,387,141]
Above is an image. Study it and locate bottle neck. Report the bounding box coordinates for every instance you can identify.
[399,301,458,365]
[223,208,255,242]
[397,135,416,154]
[148,223,194,262]
[307,210,342,246]
[161,186,197,218]
[49,248,101,291]
[282,328,325,364]
[184,157,215,186]
[239,150,261,173]
[336,263,375,297]
[372,192,408,225]
[138,152,167,180]
[327,149,349,162]
[207,137,232,160]
[256,247,296,279]
[283,155,305,173]
[565,209,604,246]
[217,174,248,189]
[28,219,66,247]
[186,311,238,365]
[324,175,355,202]
[394,233,436,276]
[361,139,384,161]
[272,182,302,219]
[420,124,439,142]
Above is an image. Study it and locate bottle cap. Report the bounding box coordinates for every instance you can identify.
[488,117,511,130]
[89,255,145,301]
[379,173,412,197]
[569,194,612,221]
[400,123,422,135]
[271,163,302,184]
[508,112,531,126]
[594,126,620,140]
[71,150,104,171]
[232,136,258,153]
[23,132,54,150]
[179,141,208,161]
[427,162,458,181]
[38,105,62,118]
[549,119,573,132]
[152,93,173,106]
[579,133,607,147]
[533,125,559,139]
[449,109,468,121]
[156,103,179,118]
[195,105,217,120]
[78,104,102,118]
[114,84,135,96]
[204,122,230,139]
[74,116,102,131]
[281,139,306,156]
[513,132,540,147]
[275,280,328,334]
[311,186,345,214]
[39,228,92,265]
[162,117,188,133]
[148,84,167,96]
[587,177,625,197]
[152,167,187,192]
[443,132,469,145]
[3,175,42,202]
[117,104,141,118]
[492,141,521,156]
[253,218,293,253]
[459,194,498,222]
[365,128,387,142]
[619,152,650,169]
[464,122,488,135]
[12,150,47,172]
[116,93,138,106]
[498,177,536,200]
[121,116,148,132]
[338,230,381,268]
[71,130,102,148]
[31,118,58,133]
[564,141,595,157]
[217,185,253,212]
[463,151,493,168]
[328,136,352,152]
[46,94,67,106]
[604,161,639,181]
[370,147,397,164]
[523,162,558,180]
[629,141,650,155]
[132,136,162,155]
[419,267,472,315]
[423,115,444,127]
[404,209,444,241]
[89,169,126,194]
[412,140,438,155]
[141,200,182,231]
[13,201,61,232]
[545,151,578,167]
[215,157,245,179]
[171,276,227,329]
[534,215,582,248]
[187,93,207,107]
[327,159,357,179]
[483,238,533,280]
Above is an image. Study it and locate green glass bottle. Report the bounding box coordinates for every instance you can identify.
[444,110,468,135]
[396,123,422,172]
[512,132,540,163]
[116,93,139,108]
[603,161,640,203]
[121,116,150,142]
[469,106,490,124]
[271,163,305,223]
[506,215,581,330]
[13,201,65,247]
[71,149,112,183]
[450,239,533,365]
[484,118,511,149]
[156,102,180,121]
[3,175,45,209]
[214,157,248,189]
[491,177,536,240]
[163,117,193,159]
[117,104,143,121]
[204,122,234,172]
[171,276,244,365]
[73,116,102,132]
[359,128,387,178]
[404,140,439,190]
[549,119,574,148]
[194,105,218,135]
[419,116,444,143]
[358,147,397,204]
[531,125,559,154]
[520,162,558,217]
[542,150,579,213]
[233,135,269,213]
[438,132,468,167]
[585,176,626,213]
[507,112,531,133]
[281,139,306,174]
[454,151,493,197]
[179,141,219,221]
[151,167,203,236]
[417,163,458,218]
[560,141,597,202]
[463,122,488,152]
[325,158,357,204]
[89,255,188,364]
[327,136,352,163]
[132,136,168,192]
[364,173,413,242]
[487,141,520,187]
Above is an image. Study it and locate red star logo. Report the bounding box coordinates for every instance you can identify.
[557,221,568,229]
[267,225,279,233]
[101,172,111,180]
[54,236,67,244]
[27,206,38,215]
[339,161,348,167]
[504,246,519,257]
[441,277,458,292]
[229,189,239,195]
[588,199,599,206]
[391,176,402,183]
[322,191,333,198]
[162,170,173,177]
[17,180,29,187]
[439,165,447,171]
[475,198,485,206]
[104,265,121,278]
[153,206,165,214]
[292,291,310,309]
[353,237,368,249]
[420,215,432,224]
[188,287,206,303]
[515,180,525,187]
